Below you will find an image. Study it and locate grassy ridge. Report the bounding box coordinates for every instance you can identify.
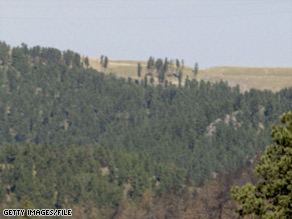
[87,57,292,92]
[202,66,292,92]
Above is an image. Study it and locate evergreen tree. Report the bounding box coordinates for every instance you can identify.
[147,56,155,75]
[185,76,190,88]
[144,76,148,87]
[175,59,180,73]
[30,45,41,58]
[103,56,108,72]
[84,57,89,68]
[100,55,104,65]
[178,70,183,88]
[0,41,10,65]
[158,71,165,83]
[155,59,163,72]
[193,62,199,78]
[11,47,30,75]
[150,77,154,84]
[181,59,184,70]
[73,53,81,67]
[169,60,174,74]
[21,43,29,54]
[231,111,292,218]
[163,58,169,74]
[137,63,142,77]
[63,50,74,66]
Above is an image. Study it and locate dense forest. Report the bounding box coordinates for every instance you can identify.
[0,42,291,218]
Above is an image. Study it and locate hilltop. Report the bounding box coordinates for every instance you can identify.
[88,57,292,92]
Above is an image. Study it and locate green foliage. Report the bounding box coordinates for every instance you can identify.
[63,50,75,66]
[84,57,89,68]
[231,111,292,218]
[137,62,142,77]
[11,47,30,75]
[103,56,108,70]
[155,58,163,71]
[0,144,184,209]
[0,41,10,65]
[178,70,183,87]
[29,45,41,58]
[41,47,62,65]
[158,70,165,83]
[193,62,199,78]
[147,56,156,75]
[175,59,180,69]
[73,53,81,67]
[1,42,292,213]
[163,58,168,73]
[100,55,104,65]
[150,76,154,84]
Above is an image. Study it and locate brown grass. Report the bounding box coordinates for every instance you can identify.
[86,57,292,92]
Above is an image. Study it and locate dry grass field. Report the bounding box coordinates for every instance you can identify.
[86,57,292,92]
[201,66,292,92]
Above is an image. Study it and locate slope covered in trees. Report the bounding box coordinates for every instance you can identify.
[232,111,292,218]
[0,42,292,217]
[0,144,185,218]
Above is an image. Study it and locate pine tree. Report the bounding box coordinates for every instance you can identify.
[147,57,155,75]
[100,55,104,65]
[84,57,89,68]
[0,41,10,65]
[163,58,169,74]
[103,56,108,72]
[73,53,81,67]
[185,76,190,88]
[178,70,183,88]
[144,76,148,87]
[137,63,142,77]
[175,59,180,73]
[193,62,199,78]
[158,71,165,83]
[155,59,163,72]
[150,77,154,84]
[181,59,184,70]
[63,50,74,66]
[231,111,292,218]
[169,60,174,74]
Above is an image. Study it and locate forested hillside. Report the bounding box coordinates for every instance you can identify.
[0,42,291,218]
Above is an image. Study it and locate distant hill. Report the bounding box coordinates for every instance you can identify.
[201,66,292,92]
[88,57,292,92]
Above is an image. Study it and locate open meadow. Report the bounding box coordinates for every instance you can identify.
[88,57,292,92]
